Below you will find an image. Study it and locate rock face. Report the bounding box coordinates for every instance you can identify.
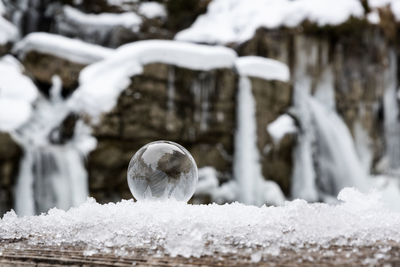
[250,77,294,195]
[0,133,21,214]
[21,51,86,93]
[239,25,396,177]
[88,64,237,202]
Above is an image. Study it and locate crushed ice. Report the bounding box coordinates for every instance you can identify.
[0,188,399,258]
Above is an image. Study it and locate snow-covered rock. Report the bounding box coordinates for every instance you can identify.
[235,56,290,82]
[70,40,237,118]
[55,5,142,47]
[14,32,113,65]
[175,0,364,44]
[267,114,297,145]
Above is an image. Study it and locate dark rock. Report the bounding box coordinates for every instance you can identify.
[250,77,294,194]
[88,63,236,203]
[21,51,86,94]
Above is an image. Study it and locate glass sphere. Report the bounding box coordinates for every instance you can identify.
[127,141,198,202]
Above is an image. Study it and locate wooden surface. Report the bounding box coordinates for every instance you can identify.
[0,239,400,266]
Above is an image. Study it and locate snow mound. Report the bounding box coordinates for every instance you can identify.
[1,188,399,258]
[267,114,297,144]
[14,32,113,65]
[0,16,18,45]
[69,40,237,118]
[138,2,166,19]
[0,56,38,131]
[235,56,290,82]
[175,0,364,44]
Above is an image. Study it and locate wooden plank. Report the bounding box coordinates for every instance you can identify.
[1,240,400,266]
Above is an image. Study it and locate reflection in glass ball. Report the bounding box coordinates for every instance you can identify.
[127,141,198,202]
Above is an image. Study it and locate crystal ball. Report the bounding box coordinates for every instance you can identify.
[127,141,198,202]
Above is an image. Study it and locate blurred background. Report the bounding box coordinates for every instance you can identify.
[1,0,400,216]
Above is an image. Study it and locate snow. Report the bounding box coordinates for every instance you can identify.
[175,0,364,44]
[368,0,400,21]
[235,56,290,82]
[0,16,18,45]
[367,11,380,24]
[14,32,113,65]
[69,40,237,118]
[0,56,38,131]
[1,188,399,259]
[62,5,142,30]
[138,2,166,19]
[267,114,297,144]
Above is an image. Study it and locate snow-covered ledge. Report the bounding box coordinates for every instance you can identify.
[13,32,113,65]
[235,56,290,82]
[69,40,238,118]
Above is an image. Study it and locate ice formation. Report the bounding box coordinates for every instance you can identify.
[1,188,399,259]
[12,77,96,216]
[14,32,113,65]
[0,16,18,45]
[233,76,285,206]
[235,56,290,82]
[127,141,198,202]
[0,56,38,131]
[69,40,237,118]
[175,0,364,44]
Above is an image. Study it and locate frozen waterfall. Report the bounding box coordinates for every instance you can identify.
[12,77,95,216]
[233,76,285,206]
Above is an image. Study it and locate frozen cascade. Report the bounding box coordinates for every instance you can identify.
[166,67,175,131]
[309,98,369,196]
[233,76,285,206]
[290,38,369,200]
[12,77,95,216]
[290,48,319,201]
[383,50,400,170]
[234,77,261,204]
[191,72,215,132]
[3,0,44,35]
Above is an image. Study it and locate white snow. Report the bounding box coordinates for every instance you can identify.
[13,32,113,65]
[0,16,18,45]
[63,5,142,30]
[368,0,400,21]
[70,40,237,118]
[267,114,297,144]
[0,56,38,131]
[367,11,380,24]
[138,2,166,19]
[235,56,290,82]
[1,188,399,259]
[176,0,364,44]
